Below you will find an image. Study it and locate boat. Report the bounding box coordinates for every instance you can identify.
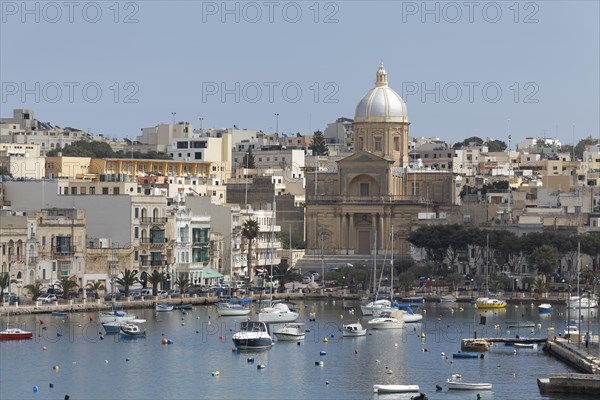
[440,294,457,303]
[51,311,68,317]
[173,303,193,310]
[506,321,536,328]
[232,321,274,350]
[102,321,128,334]
[452,352,479,358]
[401,296,425,304]
[258,302,299,323]
[567,295,598,309]
[372,384,420,394]
[119,323,146,337]
[0,327,33,340]
[100,302,139,323]
[360,299,392,316]
[342,321,367,337]
[461,339,491,352]
[538,303,553,314]
[514,342,538,349]
[396,304,423,323]
[563,325,579,337]
[274,323,305,341]
[155,303,174,312]
[367,311,405,330]
[217,302,251,317]
[475,297,507,309]
[447,379,492,391]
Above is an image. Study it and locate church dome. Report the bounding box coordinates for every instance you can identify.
[354,63,408,123]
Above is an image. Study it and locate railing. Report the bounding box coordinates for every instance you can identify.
[139,217,168,224]
[28,257,38,264]
[139,259,166,267]
[8,254,25,262]
[53,246,76,255]
[139,238,169,244]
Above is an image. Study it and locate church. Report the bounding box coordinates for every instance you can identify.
[305,64,460,262]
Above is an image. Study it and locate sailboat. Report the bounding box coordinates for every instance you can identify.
[0,311,32,340]
[256,199,299,324]
[476,234,506,310]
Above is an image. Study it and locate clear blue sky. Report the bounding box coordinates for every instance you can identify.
[1,1,598,147]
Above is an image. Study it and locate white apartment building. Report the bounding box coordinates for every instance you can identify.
[323,117,354,149]
[0,143,45,179]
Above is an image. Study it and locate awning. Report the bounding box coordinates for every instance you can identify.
[201,268,223,279]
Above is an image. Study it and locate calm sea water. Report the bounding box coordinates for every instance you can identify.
[1,300,595,400]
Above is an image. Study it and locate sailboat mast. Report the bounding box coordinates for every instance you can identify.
[485,233,489,294]
[390,226,394,303]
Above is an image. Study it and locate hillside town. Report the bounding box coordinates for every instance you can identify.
[1,65,599,303]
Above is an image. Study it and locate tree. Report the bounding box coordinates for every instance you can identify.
[56,276,78,300]
[445,273,464,291]
[309,130,329,156]
[146,270,166,296]
[397,272,415,293]
[114,269,139,297]
[242,148,256,169]
[86,280,106,299]
[461,136,484,147]
[273,260,301,293]
[528,245,558,278]
[533,277,548,294]
[175,276,190,294]
[0,273,16,300]
[242,219,260,285]
[574,136,597,160]
[487,139,507,152]
[23,281,44,299]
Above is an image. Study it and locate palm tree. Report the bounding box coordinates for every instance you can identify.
[24,281,44,299]
[273,261,301,293]
[114,269,139,298]
[175,276,190,296]
[242,219,260,286]
[0,272,16,300]
[533,277,548,299]
[86,280,106,299]
[146,269,166,296]
[56,276,78,300]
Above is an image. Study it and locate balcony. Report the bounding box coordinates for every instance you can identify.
[8,254,25,262]
[28,257,38,264]
[53,246,76,256]
[139,237,169,247]
[139,217,168,224]
[140,257,166,267]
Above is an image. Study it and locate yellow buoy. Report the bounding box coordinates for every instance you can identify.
[52,365,59,372]
[323,337,328,343]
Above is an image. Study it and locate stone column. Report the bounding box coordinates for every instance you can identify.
[340,213,346,255]
[379,213,384,251]
[348,213,354,254]
[371,214,377,254]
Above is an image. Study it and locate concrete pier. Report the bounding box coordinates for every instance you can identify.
[544,336,600,374]
[538,373,600,395]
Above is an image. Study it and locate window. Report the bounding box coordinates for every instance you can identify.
[195,152,202,160]
[374,137,382,151]
[177,142,189,149]
[360,183,369,196]
[71,187,77,195]
[113,188,120,195]
[394,137,400,151]
[55,236,71,253]
[134,251,138,261]
[134,227,139,239]
[42,236,46,246]
[357,137,364,150]
[102,187,109,195]
[135,208,139,218]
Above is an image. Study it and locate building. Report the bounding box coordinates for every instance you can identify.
[0,143,45,179]
[323,117,354,150]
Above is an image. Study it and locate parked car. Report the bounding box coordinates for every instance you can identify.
[104,292,125,301]
[2,293,19,304]
[38,294,58,303]
[157,290,168,298]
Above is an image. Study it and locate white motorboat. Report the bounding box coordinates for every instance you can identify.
[567,295,598,309]
[374,307,423,323]
[258,302,299,323]
[342,322,367,337]
[367,312,405,330]
[274,323,305,341]
[232,321,274,350]
[514,342,538,349]
[120,323,146,337]
[99,311,138,324]
[217,302,251,317]
[440,294,457,303]
[447,379,492,390]
[373,384,420,394]
[360,299,392,316]
[538,303,553,314]
[155,303,174,312]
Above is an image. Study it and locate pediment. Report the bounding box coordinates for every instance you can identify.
[337,151,393,165]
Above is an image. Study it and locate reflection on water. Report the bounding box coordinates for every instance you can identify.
[0,301,595,400]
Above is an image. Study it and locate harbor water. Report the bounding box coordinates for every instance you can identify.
[1,300,596,400]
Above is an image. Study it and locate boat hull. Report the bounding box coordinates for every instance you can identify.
[538,304,553,314]
[367,319,405,330]
[232,337,274,350]
[274,332,305,341]
[342,324,367,337]
[447,381,492,390]
[0,329,33,340]
[373,384,420,393]
[257,312,299,323]
[453,352,479,358]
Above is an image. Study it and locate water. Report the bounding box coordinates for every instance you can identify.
[1,300,595,400]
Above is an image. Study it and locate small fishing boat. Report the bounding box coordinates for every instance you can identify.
[51,311,68,317]
[514,342,538,349]
[173,303,193,310]
[452,352,479,358]
[372,384,420,394]
[155,303,174,312]
[0,327,33,340]
[274,323,305,341]
[475,297,506,309]
[538,303,553,314]
[102,321,128,334]
[440,294,457,303]
[447,379,492,390]
[119,323,146,337]
[217,302,251,317]
[342,321,367,337]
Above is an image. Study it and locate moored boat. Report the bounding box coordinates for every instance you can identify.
[447,379,492,390]
[567,295,598,309]
[342,321,367,337]
[155,303,174,312]
[119,323,146,337]
[217,302,251,317]
[453,352,479,358]
[372,384,420,393]
[258,302,298,323]
[538,303,553,314]
[507,320,536,328]
[514,342,538,349]
[51,311,68,317]
[274,323,305,341]
[401,296,425,304]
[0,327,33,340]
[360,299,392,316]
[232,321,274,351]
[476,297,507,309]
[367,312,405,330]
[173,303,193,310]
[440,294,457,303]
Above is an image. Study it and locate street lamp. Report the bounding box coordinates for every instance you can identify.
[199,117,204,130]
[171,112,176,126]
[274,113,279,134]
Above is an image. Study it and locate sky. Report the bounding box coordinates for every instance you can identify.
[1,0,598,147]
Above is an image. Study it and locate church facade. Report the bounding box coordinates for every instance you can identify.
[305,64,460,260]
